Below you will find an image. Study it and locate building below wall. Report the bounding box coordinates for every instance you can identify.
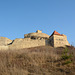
[0,30,70,50]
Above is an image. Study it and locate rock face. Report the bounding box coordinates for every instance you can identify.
[0,37,12,46]
[0,37,12,50]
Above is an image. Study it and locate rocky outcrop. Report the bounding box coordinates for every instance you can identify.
[0,37,12,50]
[0,37,12,46]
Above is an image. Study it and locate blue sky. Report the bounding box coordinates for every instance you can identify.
[0,0,75,46]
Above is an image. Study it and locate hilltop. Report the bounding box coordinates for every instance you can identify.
[0,46,75,75]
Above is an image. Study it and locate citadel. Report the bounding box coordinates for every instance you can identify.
[0,30,70,50]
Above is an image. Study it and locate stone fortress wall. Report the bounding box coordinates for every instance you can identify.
[0,30,70,50]
[9,30,49,50]
[0,46,8,50]
[49,34,70,47]
[9,38,49,50]
[54,35,70,47]
[49,31,70,47]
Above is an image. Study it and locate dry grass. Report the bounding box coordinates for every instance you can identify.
[0,46,75,75]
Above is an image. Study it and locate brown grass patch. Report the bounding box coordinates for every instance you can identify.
[0,46,75,75]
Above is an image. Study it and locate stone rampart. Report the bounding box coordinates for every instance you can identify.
[0,46,8,50]
[8,38,48,50]
[0,30,70,50]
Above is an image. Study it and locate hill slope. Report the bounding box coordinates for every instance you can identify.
[0,46,75,75]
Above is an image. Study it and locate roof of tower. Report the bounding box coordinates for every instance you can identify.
[50,31,62,36]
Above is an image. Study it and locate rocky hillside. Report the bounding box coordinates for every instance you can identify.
[0,37,12,46]
[0,46,75,75]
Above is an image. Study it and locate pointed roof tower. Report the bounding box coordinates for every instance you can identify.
[50,31,62,36]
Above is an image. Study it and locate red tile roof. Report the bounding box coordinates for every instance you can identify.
[50,31,62,36]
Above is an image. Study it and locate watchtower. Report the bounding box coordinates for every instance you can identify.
[36,30,42,33]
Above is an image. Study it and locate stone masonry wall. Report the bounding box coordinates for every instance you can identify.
[54,35,70,47]
[8,38,48,50]
[0,46,8,50]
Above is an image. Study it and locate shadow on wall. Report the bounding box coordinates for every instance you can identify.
[8,40,14,45]
[45,40,50,45]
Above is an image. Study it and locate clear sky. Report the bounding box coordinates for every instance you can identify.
[0,0,75,46]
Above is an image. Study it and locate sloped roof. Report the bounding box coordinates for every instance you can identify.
[50,31,62,36]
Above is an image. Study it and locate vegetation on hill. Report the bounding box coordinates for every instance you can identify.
[0,46,75,75]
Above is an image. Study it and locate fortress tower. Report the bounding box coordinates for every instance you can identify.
[36,30,42,33]
[49,31,70,47]
[24,30,49,39]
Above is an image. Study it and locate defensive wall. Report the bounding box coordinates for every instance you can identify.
[8,38,49,50]
[0,30,70,50]
[49,31,70,47]
[0,46,8,50]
